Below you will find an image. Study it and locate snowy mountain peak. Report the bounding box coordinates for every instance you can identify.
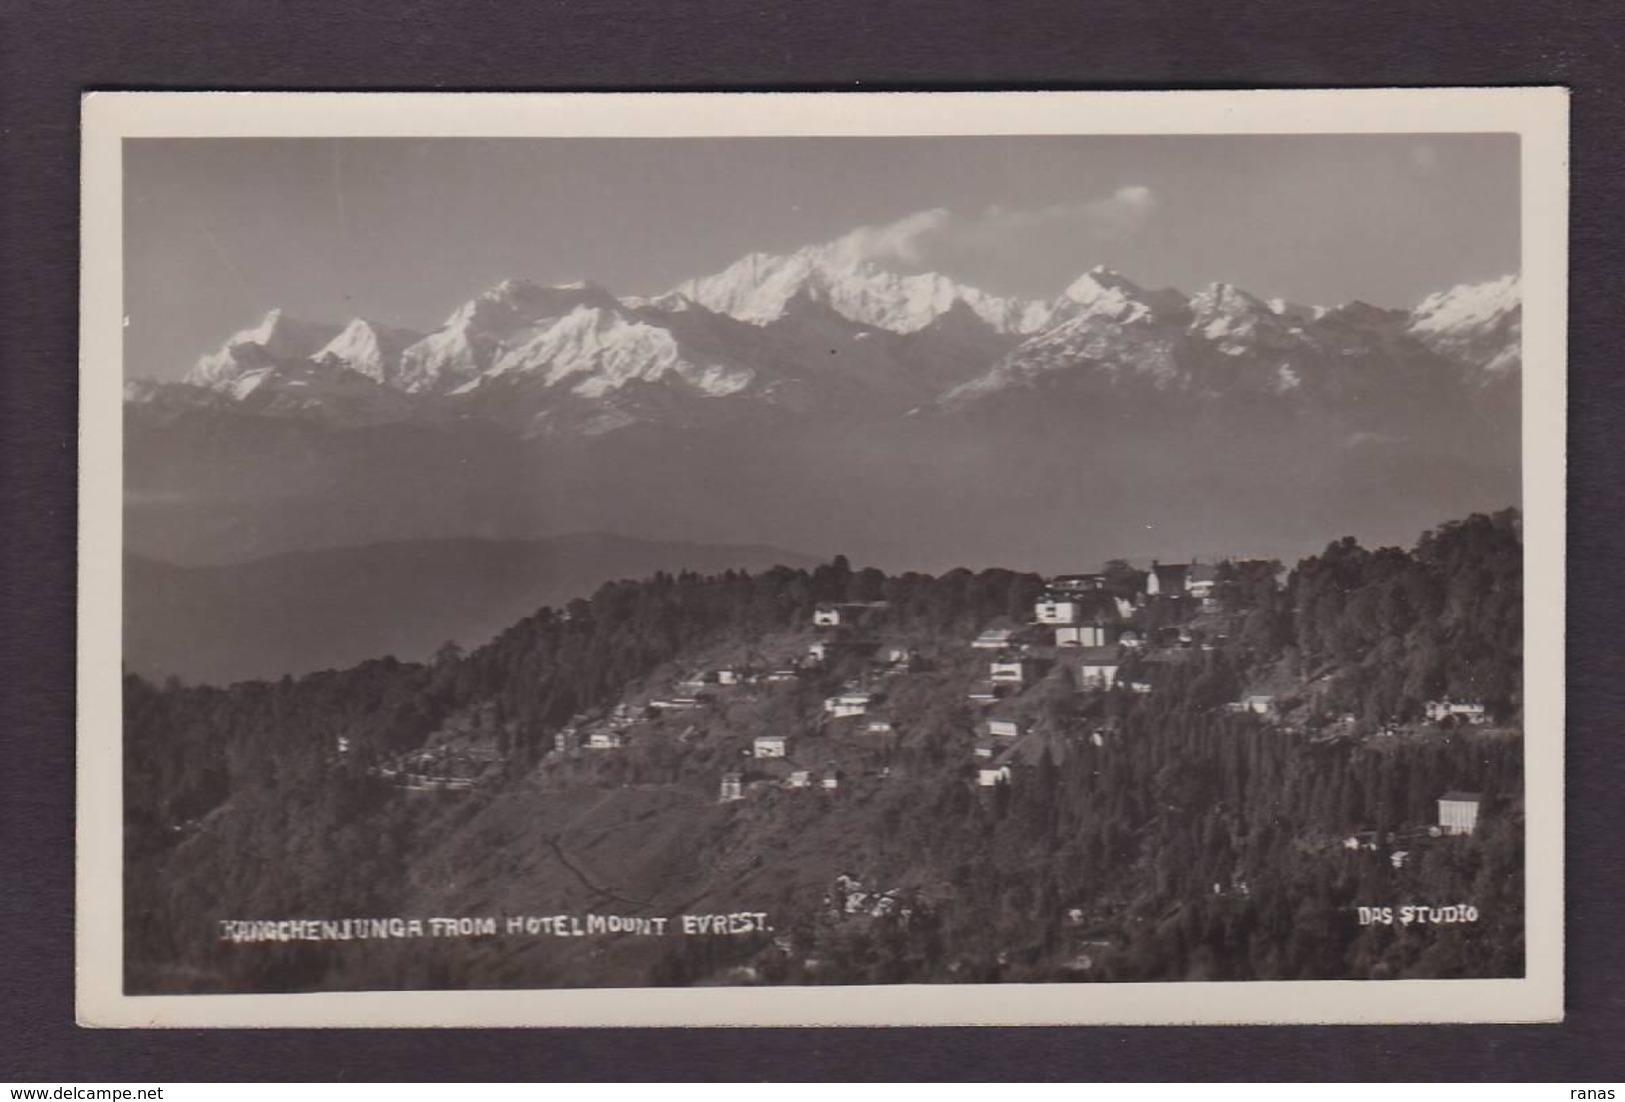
[1191,282,1269,315]
[445,278,617,330]
[463,302,759,410]
[231,309,315,353]
[1057,266,1186,326]
[185,310,340,388]
[1407,274,1521,374]
[1064,265,1142,298]
[1324,300,1402,327]
[1265,297,1322,323]
[395,282,624,393]
[1184,283,1289,354]
[249,306,283,333]
[1410,274,1520,335]
[312,318,425,385]
[625,290,699,314]
[673,235,1045,336]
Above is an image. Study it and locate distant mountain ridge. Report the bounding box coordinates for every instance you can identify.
[125,534,821,686]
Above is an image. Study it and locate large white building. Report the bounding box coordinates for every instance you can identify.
[1438,792,1482,835]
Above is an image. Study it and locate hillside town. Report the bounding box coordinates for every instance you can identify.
[375,557,1507,855]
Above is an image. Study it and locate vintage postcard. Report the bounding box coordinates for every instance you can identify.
[78,89,1567,1027]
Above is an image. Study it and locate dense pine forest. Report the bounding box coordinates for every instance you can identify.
[124,510,1523,992]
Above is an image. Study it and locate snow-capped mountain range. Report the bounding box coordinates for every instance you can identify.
[126,226,1522,571]
[132,229,1520,437]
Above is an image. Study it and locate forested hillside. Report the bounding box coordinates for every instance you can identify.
[124,510,1524,992]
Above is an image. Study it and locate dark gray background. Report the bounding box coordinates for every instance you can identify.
[2,0,1620,1081]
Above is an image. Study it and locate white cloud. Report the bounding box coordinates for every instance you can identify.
[823,208,954,267]
[979,185,1157,240]
[824,186,1157,269]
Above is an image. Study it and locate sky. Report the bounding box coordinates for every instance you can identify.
[124,134,1519,381]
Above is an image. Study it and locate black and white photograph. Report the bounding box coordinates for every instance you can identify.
[76,91,1567,1027]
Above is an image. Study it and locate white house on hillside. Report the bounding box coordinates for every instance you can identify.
[972,627,1016,650]
[1074,648,1120,690]
[824,692,872,718]
[1146,561,1191,597]
[1049,573,1106,592]
[978,764,1013,787]
[1426,699,1489,724]
[1055,624,1112,648]
[967,681,1003,704]
[1034,597,1082,625]
[754,734,789,758]
[989,657,1030,684]
[813,607,841,627]
[987,718,1022,739]
[1438,791,1482,835]
[1188,563,1219,600]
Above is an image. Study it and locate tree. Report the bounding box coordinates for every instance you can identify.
[1101,559,1145,602]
